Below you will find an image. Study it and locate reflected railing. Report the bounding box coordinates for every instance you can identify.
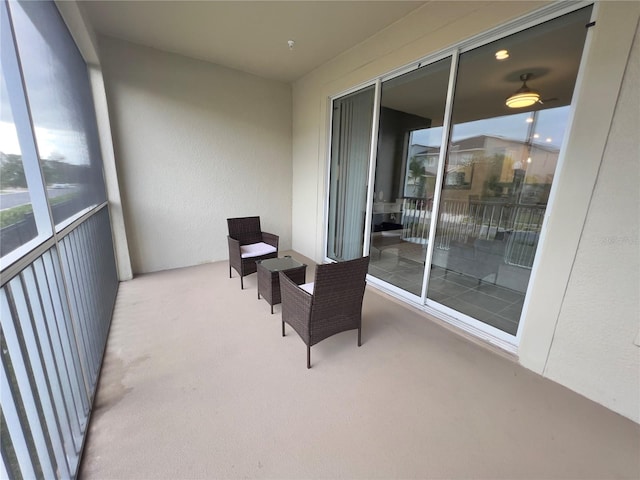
[401,197,432,244]
[400,196,545,268]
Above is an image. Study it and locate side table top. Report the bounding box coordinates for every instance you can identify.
[256,256,305,272]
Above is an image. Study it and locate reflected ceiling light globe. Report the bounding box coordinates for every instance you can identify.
[506,91,540,108]
[506,73,541,108]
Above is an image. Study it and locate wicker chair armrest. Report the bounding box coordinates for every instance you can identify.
[262,232,279,249]
[227,235,242,261]
[279,271,312,342]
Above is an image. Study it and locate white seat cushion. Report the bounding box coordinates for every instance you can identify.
[300,282,314,295]
[240,242,277,259]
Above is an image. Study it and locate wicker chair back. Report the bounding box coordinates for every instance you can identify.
[309,256,370,345]
[227,216,262,245]
[279,255,370,368]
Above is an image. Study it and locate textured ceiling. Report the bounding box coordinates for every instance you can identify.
[81,1,427,83]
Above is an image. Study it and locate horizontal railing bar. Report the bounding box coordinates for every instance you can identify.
[1,238,56,288]
[54,202,108,242]
[1,202,108,288]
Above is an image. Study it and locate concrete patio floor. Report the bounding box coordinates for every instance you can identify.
[79,251,640,479]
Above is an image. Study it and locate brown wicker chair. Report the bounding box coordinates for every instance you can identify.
[227,216,279,289]
[279,256,370,368]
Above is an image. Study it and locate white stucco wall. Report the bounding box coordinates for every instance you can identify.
[99,37,292,274]
[291,1,640,422]
[543,18,640,423]
[517,3,640,422]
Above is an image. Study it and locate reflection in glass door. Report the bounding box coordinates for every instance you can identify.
[426,7,592,334]
[368,58,451,296]
[327,86,375,261]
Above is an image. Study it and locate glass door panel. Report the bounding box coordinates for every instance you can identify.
[368,58,451,296]
[427,7,592,334]
[327,86,375,261]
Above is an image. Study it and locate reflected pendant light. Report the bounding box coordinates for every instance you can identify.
[506,73,541,108]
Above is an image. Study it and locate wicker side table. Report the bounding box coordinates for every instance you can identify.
[256,256,307,314]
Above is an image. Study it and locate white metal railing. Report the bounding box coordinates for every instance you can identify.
[1,208,118,479]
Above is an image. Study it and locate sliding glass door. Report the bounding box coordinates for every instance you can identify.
[426,8,591,335]
[327,5,592,339]
[368,58,451,297]
[327,86,375,261]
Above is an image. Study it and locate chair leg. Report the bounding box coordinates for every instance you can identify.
[229,264,232,278]
[240,276,244,289]
[307,345,311,369]
[281,321,285,337]
[270,305,273,315]
[358,326,362,347]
